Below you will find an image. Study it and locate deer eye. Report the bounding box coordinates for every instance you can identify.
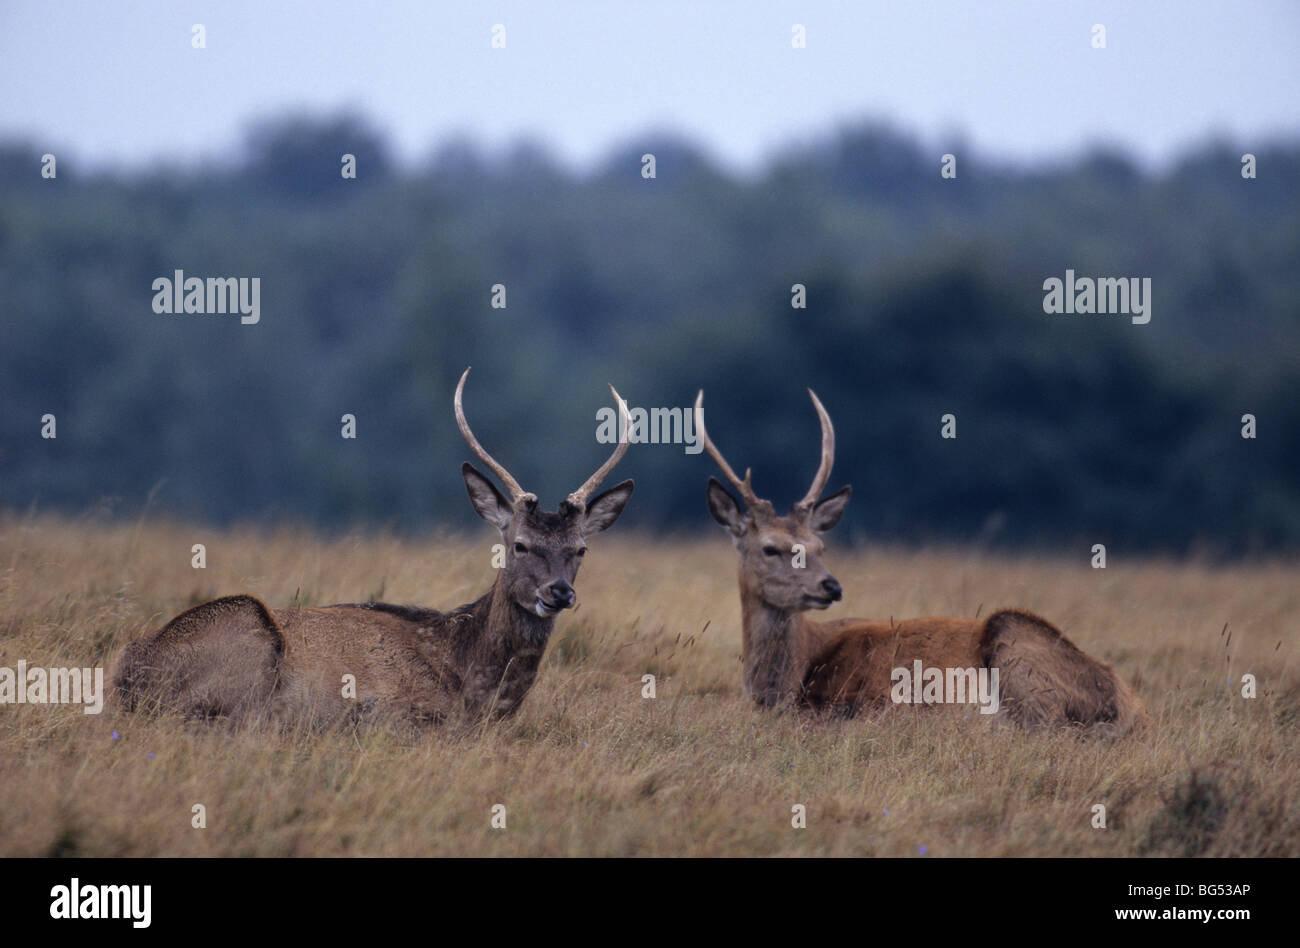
[513,542,529,555]
[575,547,587,558]
[762,545,782,557]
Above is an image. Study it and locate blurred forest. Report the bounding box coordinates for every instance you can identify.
[1,115,1297,554]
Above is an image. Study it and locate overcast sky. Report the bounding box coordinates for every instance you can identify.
[2,0,1297,173]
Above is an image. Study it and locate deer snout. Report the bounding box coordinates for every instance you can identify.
[820,577,843,601]
[545,580,576,608]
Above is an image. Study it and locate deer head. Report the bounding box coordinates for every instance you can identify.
[695,388,852,614]
[456,367,635,617]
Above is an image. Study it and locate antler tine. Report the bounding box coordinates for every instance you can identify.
[694,390,761,508]
[794,387,835,512]
[566,383,631,510]
[454,367,534,506]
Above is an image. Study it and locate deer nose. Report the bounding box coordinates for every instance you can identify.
[547,580,575,608]
[821,578,843,601]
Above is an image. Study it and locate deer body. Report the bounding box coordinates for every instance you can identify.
[111,369,634,727]
[697,389,1146,734]
[739,594,983,709]
[796,616,986,711]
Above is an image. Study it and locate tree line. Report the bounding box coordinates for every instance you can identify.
[1,115,1296,554]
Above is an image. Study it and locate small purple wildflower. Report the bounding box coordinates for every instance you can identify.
[918,845,928,855]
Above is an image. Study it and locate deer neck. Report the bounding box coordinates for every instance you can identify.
[739,584,813,707]
[454,573,556,717]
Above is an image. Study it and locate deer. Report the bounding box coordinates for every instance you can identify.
[694,388,1147,735]
[110,367,635,728]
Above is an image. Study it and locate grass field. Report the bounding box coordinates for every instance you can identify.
[1,513,1297,857]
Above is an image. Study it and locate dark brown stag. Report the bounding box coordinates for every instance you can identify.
[111,368,634,727]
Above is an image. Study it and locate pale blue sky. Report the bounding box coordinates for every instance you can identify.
[2,0,1297,172]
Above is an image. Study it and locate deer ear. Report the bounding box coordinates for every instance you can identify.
[810,485,851,533]
[583,479,634,534]
[462,462,513,531]
[706,477,747,537]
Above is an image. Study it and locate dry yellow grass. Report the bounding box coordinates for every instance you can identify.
[1,513,1297,857]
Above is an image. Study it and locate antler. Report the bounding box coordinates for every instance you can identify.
[694,390,764,509]
[566,384,631,510]
[792,388,835,514]
[455,367,536,507]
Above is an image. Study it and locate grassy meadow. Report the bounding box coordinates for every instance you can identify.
[1,513,1297,857]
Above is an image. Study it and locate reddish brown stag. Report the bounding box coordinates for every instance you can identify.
[111,368,635,727]
[694,388,1146,734]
